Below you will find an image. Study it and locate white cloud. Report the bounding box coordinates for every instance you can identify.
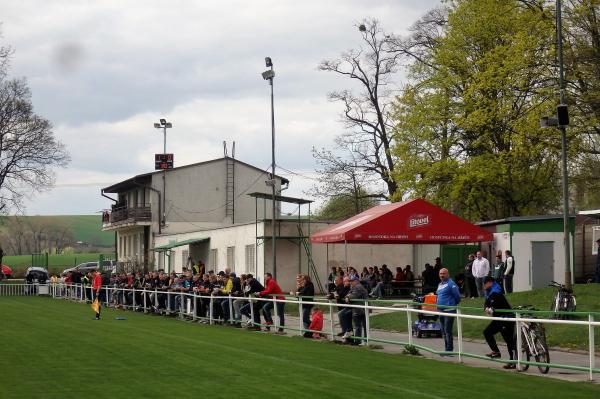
[1,0,440,214]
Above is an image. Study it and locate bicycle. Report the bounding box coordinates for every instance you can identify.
[549,281,576,319]
[515,305,550,374]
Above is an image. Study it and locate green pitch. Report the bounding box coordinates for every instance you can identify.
[1,297,598,399]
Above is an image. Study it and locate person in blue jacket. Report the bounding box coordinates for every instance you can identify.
[436,268,461,353]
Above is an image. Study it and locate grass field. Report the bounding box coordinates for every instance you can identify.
[3,252,116,276]
[370,284,600,351]
[0,214,114,247]
[1,297,599,398]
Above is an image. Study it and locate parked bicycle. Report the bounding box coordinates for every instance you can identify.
[515,305,550,374]
[549,281,576,319]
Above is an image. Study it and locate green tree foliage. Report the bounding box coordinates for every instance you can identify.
[315,189,378,221]
[563,0,600,208]
[393,0,566,220]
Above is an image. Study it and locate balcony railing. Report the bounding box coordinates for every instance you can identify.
[102,204,152,227]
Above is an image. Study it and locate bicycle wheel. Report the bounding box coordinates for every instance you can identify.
[520,333,530,371]
[533,329,550,374]
[567,295,576,312]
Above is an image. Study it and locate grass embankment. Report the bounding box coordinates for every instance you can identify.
[369,284,600,351]
[4,252,115,277]
[1,296,598,399]
[0,215,114,247]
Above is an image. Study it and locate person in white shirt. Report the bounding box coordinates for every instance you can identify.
[472,251,490,297]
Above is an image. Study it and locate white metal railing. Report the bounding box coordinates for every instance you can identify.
[2,282,598,381]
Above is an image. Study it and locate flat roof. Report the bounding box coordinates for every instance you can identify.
[152,237,209,251]
[102,157,289,193]
[248,192,313,205]
[477,214,575,226]
[579,209,600,216]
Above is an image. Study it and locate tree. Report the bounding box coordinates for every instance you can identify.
[392,0,565,221]
[315,190,378,221]
[316,19,403,200]
[0,35,69,212]
[563,0,600,209]
[310,141,383,214]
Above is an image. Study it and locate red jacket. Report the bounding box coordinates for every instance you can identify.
[92,273,102,292]
[259,278,284,300]
[308,310,324,336]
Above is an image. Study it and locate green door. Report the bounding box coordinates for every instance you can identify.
[440,245,480,278]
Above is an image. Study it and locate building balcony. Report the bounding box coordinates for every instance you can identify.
[102,204,153,231]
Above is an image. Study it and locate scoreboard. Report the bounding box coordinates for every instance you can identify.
[155,153,174,170]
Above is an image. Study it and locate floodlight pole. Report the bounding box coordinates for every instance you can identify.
[556,0,572,290]
[263,58,277,280]
[154,120,172,227]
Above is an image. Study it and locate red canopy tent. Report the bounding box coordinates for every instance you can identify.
[311,198,492,244]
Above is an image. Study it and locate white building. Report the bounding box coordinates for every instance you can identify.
[101,156,287,270]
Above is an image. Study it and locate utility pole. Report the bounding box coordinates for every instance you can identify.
[556,0,572,289]
[262,57,277,280]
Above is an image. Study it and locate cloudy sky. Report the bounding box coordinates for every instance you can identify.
[2,0,439,215]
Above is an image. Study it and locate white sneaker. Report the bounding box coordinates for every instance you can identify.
[343,331,352,339]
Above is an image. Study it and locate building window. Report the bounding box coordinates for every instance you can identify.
[227,246,235,271]
[210,248,218,270]
[245,244,255,275]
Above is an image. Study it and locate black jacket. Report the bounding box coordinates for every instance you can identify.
[484,290,512,318]
[244,279,264,296]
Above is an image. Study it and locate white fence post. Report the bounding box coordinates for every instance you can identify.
[365,300,370,345]
[273,297,279,330]
[457,308,463,363]
[329,300,335,341]
[589,314,595,382]
[143,288,147,312]
[298,297,304,334]
[407,304,413,346]
[209,295,214,325]
[250,296,255,326]
[516,312,522,371]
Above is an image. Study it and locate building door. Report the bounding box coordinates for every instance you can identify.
[441,244,479,279]
[531,241,554,289]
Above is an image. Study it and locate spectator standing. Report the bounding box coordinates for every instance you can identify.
[503,250,515,293]
[436,268,461,353]
[404,265,415,295]
[472,251,490,297]
[92,269,103,320]
[464,254,477,298]
[492,255,505,291]
[257,273,285,333]
[482,276,516,369]
[294,275,315,331]
[344,276,369,345]
[422,263,437,294]
[433,257,443,276]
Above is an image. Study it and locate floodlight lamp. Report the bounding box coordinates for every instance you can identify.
[265,57,273,67]
[165,123,173,128]
[154,123,161,128]
[358,24,367,32]
[160,118,167,125]
[262,70,275,80]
